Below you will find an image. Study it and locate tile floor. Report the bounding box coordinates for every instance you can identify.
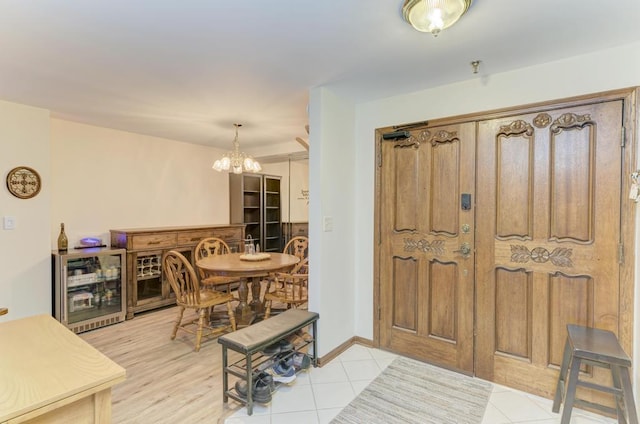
[224,345,617,424]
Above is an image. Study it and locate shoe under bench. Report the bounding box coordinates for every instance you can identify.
[218,308,319,415]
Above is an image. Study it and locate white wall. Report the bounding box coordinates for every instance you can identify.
[0,100,51,321]
[50,119,232,248]
[308,87,356,356]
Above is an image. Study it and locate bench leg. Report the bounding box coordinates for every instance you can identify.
[246,354,253,416]
[311,320,318,367]
[553,338,571,413]
[222,346,229,403]
[560,356,581,424]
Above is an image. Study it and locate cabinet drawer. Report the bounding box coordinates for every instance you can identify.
[213,227,243,241]
[131,233,177,250]
[177,230,216,246]
[291,223,308,236]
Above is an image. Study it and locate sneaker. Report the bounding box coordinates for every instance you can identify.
[292,352,311,371]
[262,339,294,356]
[274,350,295,368]
[266,359,297,384]
[234,371,274,403]
[254,371,275,392]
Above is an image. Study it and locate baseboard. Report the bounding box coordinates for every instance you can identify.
[317,336,375,367]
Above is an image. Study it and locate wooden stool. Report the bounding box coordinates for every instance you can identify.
[552,324,638,424]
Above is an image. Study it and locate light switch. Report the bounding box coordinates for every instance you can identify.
[3,216,16,230]
[323,216,333,232]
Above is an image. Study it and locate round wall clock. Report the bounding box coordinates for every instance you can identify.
[6,166,42,199]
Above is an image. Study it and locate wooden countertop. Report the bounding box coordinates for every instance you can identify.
[109,224,244,234]
[0,314,126,422]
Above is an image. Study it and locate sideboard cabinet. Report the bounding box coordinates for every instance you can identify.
[110,224,245,319]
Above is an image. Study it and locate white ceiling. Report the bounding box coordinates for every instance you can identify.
[1,1,639,151]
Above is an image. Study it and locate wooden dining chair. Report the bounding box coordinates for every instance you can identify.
[283,236,308,274]
[263,271,308,319]
[194,237,239,295]
[163,250,236,352]
[263,236,309,314]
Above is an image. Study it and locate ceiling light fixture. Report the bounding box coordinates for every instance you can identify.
[402,0,472,37]
[212,123,262,174]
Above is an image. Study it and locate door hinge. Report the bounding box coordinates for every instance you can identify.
[376,147,382,168]
[621,126,626,147]
[619,243,624,264]
[378,307,381,320]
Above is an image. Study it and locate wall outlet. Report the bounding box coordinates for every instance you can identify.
[3,216,16,230]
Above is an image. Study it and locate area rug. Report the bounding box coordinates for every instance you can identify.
[331,356,492,424]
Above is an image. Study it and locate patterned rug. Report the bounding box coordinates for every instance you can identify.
[331,356,492,424]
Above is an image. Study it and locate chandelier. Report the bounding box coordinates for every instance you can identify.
[402,0,472,37]
[212,123,262,174]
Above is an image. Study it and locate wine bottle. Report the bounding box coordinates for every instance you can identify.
[57,223,68,252]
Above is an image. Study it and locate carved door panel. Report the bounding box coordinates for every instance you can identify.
[475,100,623,403]
[379,123,476,373]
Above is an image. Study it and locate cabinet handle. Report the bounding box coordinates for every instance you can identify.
[62,265,68,323]
[190,237,200,241]
[148,241,161,245]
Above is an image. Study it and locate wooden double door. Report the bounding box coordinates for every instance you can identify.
[376,94,634,401]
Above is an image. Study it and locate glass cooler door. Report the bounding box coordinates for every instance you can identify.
[60,250,125,327]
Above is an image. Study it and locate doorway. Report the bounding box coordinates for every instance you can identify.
[374,89,636,401]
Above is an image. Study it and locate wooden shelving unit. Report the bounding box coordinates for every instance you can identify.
[230,174,282,252]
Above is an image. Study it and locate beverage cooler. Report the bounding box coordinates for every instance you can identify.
[52,247,126,333]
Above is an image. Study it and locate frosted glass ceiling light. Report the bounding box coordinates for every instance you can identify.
[212,123,262,174]
[402,0,472,37]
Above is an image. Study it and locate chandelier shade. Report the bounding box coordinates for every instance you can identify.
[212,124,262,174]
[402,0,472,37]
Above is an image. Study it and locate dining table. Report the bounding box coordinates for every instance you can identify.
[196,252,299,326]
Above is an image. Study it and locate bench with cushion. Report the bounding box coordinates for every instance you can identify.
[218,308,319,415]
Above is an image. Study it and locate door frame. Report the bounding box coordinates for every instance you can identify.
[373,87,638,370]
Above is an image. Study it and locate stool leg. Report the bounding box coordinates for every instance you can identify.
[618,365,639,424]
[561,356,581,424]
[553,338,572,413]
[612,365,628,424]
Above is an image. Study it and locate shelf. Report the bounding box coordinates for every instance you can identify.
[221,334,316,412]
[136,273,162,281]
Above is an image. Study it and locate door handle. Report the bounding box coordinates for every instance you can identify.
[453,243,471,257]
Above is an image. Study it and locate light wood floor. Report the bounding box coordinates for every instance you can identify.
[80,305,245,424]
